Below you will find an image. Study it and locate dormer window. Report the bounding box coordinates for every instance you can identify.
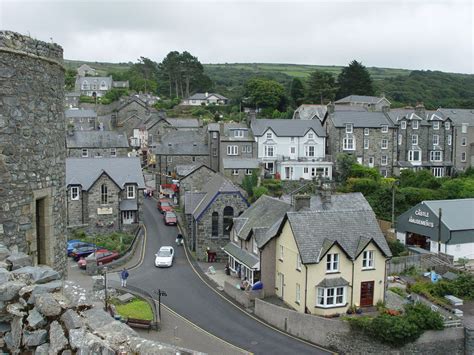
[127,185,135,199]
[308,132,314,139]
[381,125,388,133]
[266,132,273,140]
[445,122,451,130]
[234,130,244,138]
[433,122,440,130]
[412,121,419,130]
[401,121,407,130]
[345,124,353,134]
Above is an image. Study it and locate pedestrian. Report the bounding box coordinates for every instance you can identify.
[120,268,129,287]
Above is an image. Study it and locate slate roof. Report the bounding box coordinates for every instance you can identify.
[65,109,97,118]
[76,76,112,88]
[222,159,260,169]
[66,157,145,190]
[233,195,292,244]
[222,123,254,140]
[386,109,438,125]
[423,199,474,231]
[120,200,138,211]
[293,104,327,121]
[316,277,350,288]
[175,164,202,177]
[66,131,129,148]
[187,93,228,100]
[165,118,201,128]
[437,108,474,126]
[309,192,372,211]
[335,95,390,105]
[184,192,207,214]
[287,209,391,264]
[222,242,260,269]
[329,110,394,128]
[251,118,326,137]
[152,131,208,155]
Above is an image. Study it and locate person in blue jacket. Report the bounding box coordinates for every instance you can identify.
[121,268,129,287]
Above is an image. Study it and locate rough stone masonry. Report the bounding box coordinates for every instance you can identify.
[0,31,67,274]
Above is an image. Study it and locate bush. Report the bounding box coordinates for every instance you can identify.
[387,239,407,257]
[252,186,269,199]
[389,287,407,298]
[73,231,134,254]
[370,314,421,346]
[404,303,444,331]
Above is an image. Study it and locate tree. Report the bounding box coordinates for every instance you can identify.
[305,70,337,104]
[336,60,374,99]
[335,153,357,183]
[244,78,287,111]
[64,69,77,90]
[128,57,159,93]
[289,78,305,106]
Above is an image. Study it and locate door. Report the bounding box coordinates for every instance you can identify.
[360,281,374,307]
[36,198,47,265]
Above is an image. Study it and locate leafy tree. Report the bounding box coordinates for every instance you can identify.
[289,78,305,105]
[244,78,287,112]
[252,186,269,200]
[242,169,259,196]
[128,57,159,93]
[305,70,337,104]
[335,153,357,183]
[336,60,374,99]
[65,69,77,90]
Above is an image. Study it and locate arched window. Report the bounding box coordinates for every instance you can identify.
[211,212,219,237]
[101,184,108,204]
[82,80,89,90]
[223,206,234,238]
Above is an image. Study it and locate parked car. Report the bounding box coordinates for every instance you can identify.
[155,246,174,267]
[67,240,95,256]
[157,199,174,214]
[78,249,119,269]
[164,211,177,226]
[70,245,98,261]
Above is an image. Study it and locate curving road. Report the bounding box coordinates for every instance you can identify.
[128,199,332,355]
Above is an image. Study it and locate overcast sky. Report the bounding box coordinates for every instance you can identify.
[1,0,472,73]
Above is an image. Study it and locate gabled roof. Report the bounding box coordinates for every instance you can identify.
[309,192,372,211]
[66,131,129,149]
[180,164,215,181]
[66,157,145,190]
[293,104,328,121]
[335,95,390,105]
[423,199,474,231]
[329,110,394,128]
[287,209,391,264]
[65,109,97,118]
[76,76,112,87]
[187,93,228,100]
[184,192,207,214]
[251,118,326,137]
[152,130,208,155]
[117,96,149,111]
[437,108,474,126]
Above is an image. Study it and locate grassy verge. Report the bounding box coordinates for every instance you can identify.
[110,297,153,321]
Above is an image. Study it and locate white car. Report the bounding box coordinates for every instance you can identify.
[155,246,174,267]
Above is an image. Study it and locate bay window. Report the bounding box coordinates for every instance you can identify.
[317,286,346,308]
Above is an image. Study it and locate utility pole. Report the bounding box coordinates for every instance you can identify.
[154,289,167,322]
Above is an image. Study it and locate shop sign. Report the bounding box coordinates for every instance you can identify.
[408,208,434,228]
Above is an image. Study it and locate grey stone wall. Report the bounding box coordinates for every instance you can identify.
[156,154,210,185]
[66,187,84,227]
[260,238,277,297]
[0,31,67,274]
[208,129,220,171]
[453,126,473,172]
[67,147,129,158]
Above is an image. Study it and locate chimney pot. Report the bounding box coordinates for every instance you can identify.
[294,195,311,211]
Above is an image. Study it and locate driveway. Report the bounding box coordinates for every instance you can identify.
[127,198,332,355]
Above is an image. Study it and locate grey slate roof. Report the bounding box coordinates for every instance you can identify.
[287,209,391,264]
[184,192,207,214]
[293,105,327,121]
[175,164,202,177]
[335,95,389,105]
[152,131,208,155]
[309,192,372,211]
[120,200,138,211]
[222,159,260,169]
[423,199,474,231]
[316,277,350,288]
[386,109,438,125]
[66,131,129,148]
[66,157,145,190]
[251,118,326,137]
[437,108,474,126]
[187,93,228,100]
[223,242,259,269]
[165,118,201,128]
[233,195,292,244]
[65,109,97,118]
[329,110,394,128]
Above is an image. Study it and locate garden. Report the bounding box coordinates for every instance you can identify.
[109,296,154,322]
[70,229,135,254]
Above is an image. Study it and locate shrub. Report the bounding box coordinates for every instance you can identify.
[252,186,269,200]
[370,314,421,346]
[387,239,407,257]
[404,303,444,330]
[389,287,407,298]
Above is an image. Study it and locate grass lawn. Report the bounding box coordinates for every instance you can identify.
[112,298,153,321]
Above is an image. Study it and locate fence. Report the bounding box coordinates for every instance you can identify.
[387,254,422,274]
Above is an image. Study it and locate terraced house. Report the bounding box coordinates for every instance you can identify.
[66,130,129,158]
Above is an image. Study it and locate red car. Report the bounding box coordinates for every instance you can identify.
[78,249,120,269]
[157,199,174,214]
[164,211,177,226]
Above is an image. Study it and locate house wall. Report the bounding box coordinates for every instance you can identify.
[208,129,220,172]
[453,124,474,172]
[67,187,84,227]
[260,238,277,297]
[67,147,129,158]
[222,168,254,186]
[156,154,210,185]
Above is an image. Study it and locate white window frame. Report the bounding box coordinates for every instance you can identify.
[447,135,452,146]
[401,121,407,130]
[381,139,388,149]
[127,185,135,199]
[265,162,275,174]
[212,131,218,139]
[227,145,238,156]
[296,253,302,271]
[430,151,442,162]
[362,250,374,269]
[308,132,314,139]
[264,145,275,157]
[326,253,339,273]
[167,156,173,163]
[432,167,445,178]
[252,238,258,254]
[343,136,355,150]
[461,152,466,162]
[82,148,88,158]
[245,169,252,176]
[413,121,419,129]
[461,124,468,134]
[279,245,284,261]
[364,128,370,136]
[381,124,388,133]
[381,155,388,166]
[305,145,315,157]
[445,122,450,130]
[266,132,273,140]
[364,139,369,150]
[317,286,346,308]
[411,134,418,145]
[290,146,296,155]
[296,283,301,304]
[345,124,353,134]
[433,134,439,146]
[433,121,440,130]
[232,169,239,176]
[398,134,402,146]
[110,148,117,157]
[71,186,79,200]
[408,150,421,162]
[234,130,244,138]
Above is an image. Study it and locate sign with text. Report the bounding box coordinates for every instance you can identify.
[408,208,434,228]
[97,207,113,215]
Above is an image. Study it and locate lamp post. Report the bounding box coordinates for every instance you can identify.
[154,289,167,321]
[102,266,108,311]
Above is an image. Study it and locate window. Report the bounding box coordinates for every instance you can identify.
[432,167,445,178]
[290,137,295,143]
[364,139,369,150]
[411,134,418,145]
[461,137,467,146]
[381,155,388,166]
[211,212,219,237]
[212,147,218,157]
[296,283,301,304]
[433,135,439,146]
[245,169,252,175]
[71,187,79,200]
[296,253,302,271]
[326,253,339,272]
[362,250,374,269]
[305,145,315,157]
[264,145,275,157]
[398,134,402,145]
[345,124,353,134]
[433,121,440,130]
[232,169,239,176]
[227,145,238,156]
[266,132,273,140]
[167,156,172,163]
[242,145,252,153]
[303,167,309,174]
[461,152,466,162]
[380,169,388,178]
[290,146,296,155]
[364,128,370,136]
[401,121,407,130]
[126,185,135,199]
[447,135,452,146]
[381,125,388,133]
[317,286,345,307]
[234,130,244,138]
[343,136,354,150]
[265,162,274,174]
[212,131,218,139]
[381,139,388,149]
[462,124,468,134]
[192,156,196,162]
[308,132,314,139]
[252,238,258,254]
[101,184,108,204]
[408,150,421,162]
[279,245,284,261]
[445,122,450,130]
[223,206,233,238]
[110,148,116,157]
[430,151,442,162]
[82,149,88,158]
[412,121,419,129]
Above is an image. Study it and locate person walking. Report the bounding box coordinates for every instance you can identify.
[120,268,129,287]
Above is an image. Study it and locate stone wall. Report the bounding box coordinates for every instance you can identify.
[255,298,465,354]
[156,154,210,186]
[0,31,67,274]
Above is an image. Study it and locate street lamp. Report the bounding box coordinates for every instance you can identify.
[102,266,108,312]
[154,289,167,322]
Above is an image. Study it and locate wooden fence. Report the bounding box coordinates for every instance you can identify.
[387,254,422,274]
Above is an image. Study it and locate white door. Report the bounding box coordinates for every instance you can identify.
[289,146,297,160]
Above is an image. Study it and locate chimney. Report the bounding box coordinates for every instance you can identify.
[294,195,311,211]
[327,102,335,114]
[415,102,425,117]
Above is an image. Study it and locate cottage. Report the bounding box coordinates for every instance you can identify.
[293,104,327,121]
[66,131,129,158]
[66,158,145,234]
[335,95,391,112]
[77,64,97,77]
[65,109,98,131]
[182,92,228,106]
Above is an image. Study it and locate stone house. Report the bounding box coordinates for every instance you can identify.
[335,95,391,112]
[66,158,145,235]
[184,174,248,261]
[77,64,96,77]
[260,193,391,316]
[323,105,397,177]
[65,109,98,131]
[178,165,216,205]
[75,76,129,98]
[65,91,81,108]
[113,96,153,133]
[293,104,327,121]
[0,31,67,272]
[387,104,454,177]
[436,108,474,173]
[66,131,129,158]
[182,92,229,106]
[208,122,260,185]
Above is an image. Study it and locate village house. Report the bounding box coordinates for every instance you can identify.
[75,76,129,98]
[65,91,81,108]
[292,104,327,121]
[335,95,391,112]
[65,108,98,131]
[323,104,397,177]
[77,64,97,77]
[183,173,248,261]
[387,104,454,177]
[113,96,153,132]
[251,118,333,180]
[66,157,145,235]
[182,92,229,106]
[178,165,216,205]
[66,130,129,158]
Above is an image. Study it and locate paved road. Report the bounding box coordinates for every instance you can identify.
[128,199,332,355]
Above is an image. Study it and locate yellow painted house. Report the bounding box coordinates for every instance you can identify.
[271,209,392,316]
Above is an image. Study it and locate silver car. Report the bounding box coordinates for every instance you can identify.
[155,246,174,267]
